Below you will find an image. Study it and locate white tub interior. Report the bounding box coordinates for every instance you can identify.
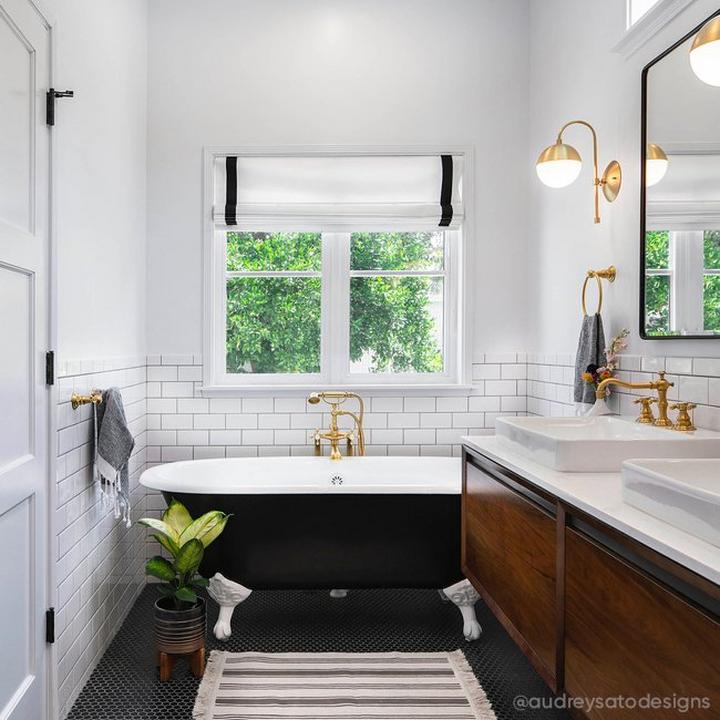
[140,456,461,494]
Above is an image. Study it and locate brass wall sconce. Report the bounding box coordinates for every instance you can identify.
[536,120,622,224]
[690,15,720,87]
[646,143,669,187]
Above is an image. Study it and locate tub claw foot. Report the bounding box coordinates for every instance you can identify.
[443,579,481,641]
[208,572,252,641]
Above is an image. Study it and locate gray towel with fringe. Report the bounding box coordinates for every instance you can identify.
[94,387,134,527]
[574,313,606,404]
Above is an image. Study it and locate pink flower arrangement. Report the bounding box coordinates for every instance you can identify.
[583,328,629,389]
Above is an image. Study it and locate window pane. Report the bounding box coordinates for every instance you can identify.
[645,274,670,336]
[704,231,720,270]
[629,0,660,25]
[349,276,443,373]
[226,277,321,373]
[226,232,322,271]
[350,232,443,271]
[704,275,720,332]
[645,230,669,269]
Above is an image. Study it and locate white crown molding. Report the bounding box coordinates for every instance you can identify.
[613,0,699,59]
[656,141,720,156]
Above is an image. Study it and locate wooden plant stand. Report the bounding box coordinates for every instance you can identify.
[157,646,205,682]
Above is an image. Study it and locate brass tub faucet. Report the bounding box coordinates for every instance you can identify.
[595,371,674,427]
[308,391,366,460]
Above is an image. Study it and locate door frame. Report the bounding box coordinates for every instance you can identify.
[26,0,58,717]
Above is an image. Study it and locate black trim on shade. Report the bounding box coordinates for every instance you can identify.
[639,8,720,340]
[439,155,453,227]
[225,156,238,226]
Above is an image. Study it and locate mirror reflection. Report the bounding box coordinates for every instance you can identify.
[643,14,720,337]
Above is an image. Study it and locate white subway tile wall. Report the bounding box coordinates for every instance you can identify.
[527,353,720,431]
[527,352,576,417]
[143,355,529,465]
[55,358,147,719]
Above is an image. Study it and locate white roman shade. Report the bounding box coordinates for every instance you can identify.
[213,153,464,230]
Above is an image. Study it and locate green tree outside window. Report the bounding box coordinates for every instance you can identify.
[225,231,444,374]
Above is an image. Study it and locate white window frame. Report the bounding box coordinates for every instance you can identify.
[613,0,698,59]
[202,146,473,396]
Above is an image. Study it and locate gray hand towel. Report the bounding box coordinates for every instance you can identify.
[574,313,607,404]
[94,387,135,527]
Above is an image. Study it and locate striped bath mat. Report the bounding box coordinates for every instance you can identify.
[193,651,496,719]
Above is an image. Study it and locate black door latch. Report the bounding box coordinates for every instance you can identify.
[46,88,74,126]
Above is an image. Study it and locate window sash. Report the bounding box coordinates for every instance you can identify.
[213,229,457,386]
[645,230,720,334]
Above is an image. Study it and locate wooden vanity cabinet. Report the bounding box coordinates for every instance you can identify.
[564,527,720,720]
[462,452,558,689]
[462,447,720,719]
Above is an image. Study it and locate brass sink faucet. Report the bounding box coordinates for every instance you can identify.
[595,371,674,427]
[308,391,366,460]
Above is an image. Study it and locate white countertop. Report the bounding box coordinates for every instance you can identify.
[462,435,720,586]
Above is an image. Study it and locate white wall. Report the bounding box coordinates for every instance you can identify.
[46,2,149,716]
[146,0,531,357]
[527,0,720,358]
[53,0,148,359]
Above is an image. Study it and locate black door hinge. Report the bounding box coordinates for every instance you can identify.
[46,608,55,644]
[46,350,55,386]
[46,88,74,126]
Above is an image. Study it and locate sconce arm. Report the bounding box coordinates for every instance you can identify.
[556,119,601,223]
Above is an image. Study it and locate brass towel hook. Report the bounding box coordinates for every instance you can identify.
[582,265,616,316]
[71,390,103,410]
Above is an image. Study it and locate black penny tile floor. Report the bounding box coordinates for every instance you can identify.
[67,585,569,720]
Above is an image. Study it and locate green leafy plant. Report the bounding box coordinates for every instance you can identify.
[138,499,230,610]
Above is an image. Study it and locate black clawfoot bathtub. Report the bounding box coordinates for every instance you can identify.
[140,456,481,641]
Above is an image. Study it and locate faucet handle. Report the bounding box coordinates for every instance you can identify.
[633,396,656,424]
[670,402,697,432]
[655,370,675,387]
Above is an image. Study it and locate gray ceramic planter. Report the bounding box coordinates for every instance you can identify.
[154,597,206,656]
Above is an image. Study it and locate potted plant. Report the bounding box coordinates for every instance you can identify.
[139,500,230,679]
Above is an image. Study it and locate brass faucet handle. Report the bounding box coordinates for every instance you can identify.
[670,402,697,432]
[633,396,656,424]
[654,370,675,387]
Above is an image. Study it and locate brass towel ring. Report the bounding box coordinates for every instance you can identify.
[582,266,616,316]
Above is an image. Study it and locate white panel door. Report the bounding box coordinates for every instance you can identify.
[0,0,50,719]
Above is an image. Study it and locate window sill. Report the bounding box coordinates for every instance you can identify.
[201,383,477,398]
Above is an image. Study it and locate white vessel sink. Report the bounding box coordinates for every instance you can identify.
[495,416,720,472]
[622,459,720,547]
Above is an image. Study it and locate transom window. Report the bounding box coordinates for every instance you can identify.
[627,0,662,26]
[219,229,456,386]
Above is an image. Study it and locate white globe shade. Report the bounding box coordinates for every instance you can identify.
[646,158,669,187]
[646,144,669,187]
[536,158,582,188]
[690,18,720,87]
[536,142,582,188]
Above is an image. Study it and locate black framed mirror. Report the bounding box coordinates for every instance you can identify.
[640,9,720,339]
